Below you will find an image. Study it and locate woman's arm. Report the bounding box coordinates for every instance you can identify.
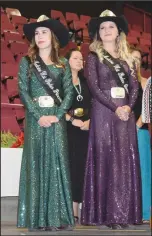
[56,59,74,120]
[85,53,118,112]
[18,57,42,121]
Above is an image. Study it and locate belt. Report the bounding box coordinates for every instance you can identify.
[68,108,89,117]
[32,96,54,107]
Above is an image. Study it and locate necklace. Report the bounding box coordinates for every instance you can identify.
[73,78,83,101]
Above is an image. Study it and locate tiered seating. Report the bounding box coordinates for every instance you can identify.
[10,15,27,35]
[51,10,68,28]
[8,41,28,56]
[80,15,91,25]
[1,14,17,33]
[1,63,18,80]
[1,106,22,134]
[3,31,25,44]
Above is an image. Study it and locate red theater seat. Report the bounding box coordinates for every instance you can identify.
[80,15,91,25]
[7,77,19,98]
[1,106,21,134]
[141,68,151,78]
[16,24,24,35]
[1,84,9,103]
[60,19,68,29]
[1,14,16,33]
[140,38,151,47]
[139,45,150,54]
[1,63,19,80]
[13,98,25,120]
[66,12,79,30]
[1,48,16,64]
[66,12,79,22]
[10,15,27,25]
[127,36,138,45]
[8,42,28,55]
[141,32,151,40]
[73,20,87,40]
[3,31,24,43]
[1,40,9,50]
[131,24,142,32]
[51,10,65,21]
[128,30,141,38]
[73,20,87,31]
[50,10,68,28]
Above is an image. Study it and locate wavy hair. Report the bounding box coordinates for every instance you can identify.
[129,45,143,82]
[28,30,63,66]
[89,31,135,72]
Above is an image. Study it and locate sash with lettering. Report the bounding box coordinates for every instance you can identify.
[103,50,129,95]
[32,55,63,106]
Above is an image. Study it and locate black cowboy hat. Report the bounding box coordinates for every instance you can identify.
[88,9,129,40]
[23,15,69,48]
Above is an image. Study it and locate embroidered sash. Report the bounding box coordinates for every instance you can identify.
[103,50,129,94]
[32,55,63,106]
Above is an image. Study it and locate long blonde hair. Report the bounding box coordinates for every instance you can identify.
[129,45,143,82]
[28,30,63,66]
[89,31,135,70]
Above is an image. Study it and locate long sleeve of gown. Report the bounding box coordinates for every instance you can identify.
[56,59,74,120]
[128,66,139,110]
[85,53,118,112]
[18,57,42,121]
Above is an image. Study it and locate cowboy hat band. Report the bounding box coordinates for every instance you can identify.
[88,9,129,40]
[23,15,69,48]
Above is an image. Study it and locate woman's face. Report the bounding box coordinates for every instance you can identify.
[69,51,83,72]
[131,50,141,68]
[35,27,52,49]
[99,21,119,42]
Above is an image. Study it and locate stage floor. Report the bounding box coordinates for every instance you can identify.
[1,197,151,235]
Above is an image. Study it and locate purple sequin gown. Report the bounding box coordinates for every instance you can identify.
[81,53,142,225]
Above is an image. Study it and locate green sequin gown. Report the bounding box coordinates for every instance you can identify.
[17,57,75,229]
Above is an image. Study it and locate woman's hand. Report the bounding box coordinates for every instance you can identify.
[38,116,52,127]
[38,116,59,127]
[136,116,143,129]
[122,105,131,114]
[72,119,84,128]
[48,116,59,123]
[80,120,90,130]
[115,107,129,121]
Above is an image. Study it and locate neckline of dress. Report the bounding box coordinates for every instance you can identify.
[103,49,119,59]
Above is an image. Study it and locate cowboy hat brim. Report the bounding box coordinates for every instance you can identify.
[23,19,69,48]
[88,15,129,40]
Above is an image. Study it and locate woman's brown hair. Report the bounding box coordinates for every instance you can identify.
[28,30,62,65]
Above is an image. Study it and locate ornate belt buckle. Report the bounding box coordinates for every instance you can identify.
[74,108,84,117]
[38,96,54,107]
[111,87,125,98]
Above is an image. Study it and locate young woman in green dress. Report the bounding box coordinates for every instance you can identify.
[17,15,74,232]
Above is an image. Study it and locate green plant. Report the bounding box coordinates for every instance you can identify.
[1,131,19,148]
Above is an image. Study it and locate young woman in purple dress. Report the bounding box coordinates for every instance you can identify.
[81,10,142,229]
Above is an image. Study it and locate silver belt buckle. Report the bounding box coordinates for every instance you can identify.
[38,96,54,107]
[111,87,125,98]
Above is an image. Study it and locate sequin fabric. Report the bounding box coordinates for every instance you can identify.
[17,57,74,229]
[81,53,142,225]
